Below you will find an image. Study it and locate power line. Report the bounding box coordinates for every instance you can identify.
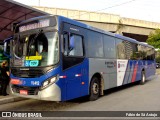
[69,0,137,18]
[94,0,137,13]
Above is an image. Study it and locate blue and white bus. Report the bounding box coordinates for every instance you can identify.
[9,15,156,101]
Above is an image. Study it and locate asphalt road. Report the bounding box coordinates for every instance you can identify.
[0,75,160,111]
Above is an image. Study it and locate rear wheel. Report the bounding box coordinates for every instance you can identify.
[89,77,100,101]
[140,71,146,85]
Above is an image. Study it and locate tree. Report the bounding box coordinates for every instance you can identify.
[147,29,160,62]
[146,29,160,49]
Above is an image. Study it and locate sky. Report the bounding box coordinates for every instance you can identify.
[14,0,160,23]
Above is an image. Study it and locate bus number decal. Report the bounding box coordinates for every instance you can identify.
[30,60,39,67]
[31,81,40,86]
[24,60,39,67]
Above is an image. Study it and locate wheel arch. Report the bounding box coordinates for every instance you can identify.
[89,72,104,95]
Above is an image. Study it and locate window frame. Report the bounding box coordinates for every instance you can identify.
[116,38,127,59]
[63,32,85,58]
[103,35,116,59]
[87,31,104,58]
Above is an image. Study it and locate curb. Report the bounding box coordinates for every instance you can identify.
[0,96,28,105]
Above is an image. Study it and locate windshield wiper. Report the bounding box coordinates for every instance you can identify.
[27,30,43,56]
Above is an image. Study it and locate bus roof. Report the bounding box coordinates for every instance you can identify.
[57,15,154,48]
[17,15,154,49]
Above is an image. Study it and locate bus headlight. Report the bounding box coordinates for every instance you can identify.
[41,75,58,89]
[43,80,49,87]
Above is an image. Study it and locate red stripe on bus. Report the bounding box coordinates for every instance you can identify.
[131,63,138,82]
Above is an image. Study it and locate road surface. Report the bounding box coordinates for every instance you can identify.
[0,75,159,112]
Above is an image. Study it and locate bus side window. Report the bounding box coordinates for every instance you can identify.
[116,39,126,59]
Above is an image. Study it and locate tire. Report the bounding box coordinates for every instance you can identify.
[140,71,146,85]
[89,77,100,101]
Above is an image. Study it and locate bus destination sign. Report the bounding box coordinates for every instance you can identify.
[19,19,50,32]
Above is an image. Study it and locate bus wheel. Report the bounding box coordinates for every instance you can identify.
[140,71,146,85]
[89,77,100,101]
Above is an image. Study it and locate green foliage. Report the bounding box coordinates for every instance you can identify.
[130,51,146,60]
[147,29,160,49]
[156,56,160,63]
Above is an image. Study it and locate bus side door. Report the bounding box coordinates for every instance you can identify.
[62,31,86,100]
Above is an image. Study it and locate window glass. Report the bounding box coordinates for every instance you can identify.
[88,31,104,57]
[13,32,59,67]
[116,39,126,59]
[63,33,84,57]
[138,44,146,60]
[146,47,154,60]
[103,35,116,59]
[68,35,83,57]
[129,43,138,60]
[63,33,68,56]
[151,48,155,60]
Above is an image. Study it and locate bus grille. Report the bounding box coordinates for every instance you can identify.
[11,69,44,78]
[12,85,39,95]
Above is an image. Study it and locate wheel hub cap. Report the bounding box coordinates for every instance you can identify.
[93,83,99,94]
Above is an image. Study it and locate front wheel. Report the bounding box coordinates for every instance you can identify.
[140,71,146,85]
[89,77,100,101]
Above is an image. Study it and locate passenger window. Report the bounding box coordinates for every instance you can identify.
[103,35,116,59]
[87,31,104,58]
[116,39,126,59]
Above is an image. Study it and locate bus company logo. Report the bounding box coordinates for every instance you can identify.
[106,61,116,68]
[2,112,11,117]
[70,27,79,32]
[118,61,126,68]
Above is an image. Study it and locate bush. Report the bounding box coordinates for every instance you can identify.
[156,56,160,63]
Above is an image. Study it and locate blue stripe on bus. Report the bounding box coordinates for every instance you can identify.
[122,60,155,85]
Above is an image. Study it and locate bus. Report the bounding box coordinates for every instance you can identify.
[0,42,6,65]
[9,15,156,101]
[0,39,10,68]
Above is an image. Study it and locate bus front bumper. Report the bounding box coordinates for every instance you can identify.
[10,83,61,101]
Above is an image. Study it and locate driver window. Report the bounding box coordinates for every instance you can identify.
[63,33,84,57]
[68,34,83,57]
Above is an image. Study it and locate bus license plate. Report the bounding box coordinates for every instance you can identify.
[20,90,28,95]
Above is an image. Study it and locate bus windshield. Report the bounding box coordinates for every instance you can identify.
[12,31,59,67]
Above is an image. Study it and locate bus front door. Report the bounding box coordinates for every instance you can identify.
[62,32,86,100]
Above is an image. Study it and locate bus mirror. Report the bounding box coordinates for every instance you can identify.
[3,41,11,58]
[69,36,74,51]
[4,42,7,53]
[3,36,12,58]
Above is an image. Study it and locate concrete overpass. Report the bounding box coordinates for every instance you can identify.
[34,6,160,42]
